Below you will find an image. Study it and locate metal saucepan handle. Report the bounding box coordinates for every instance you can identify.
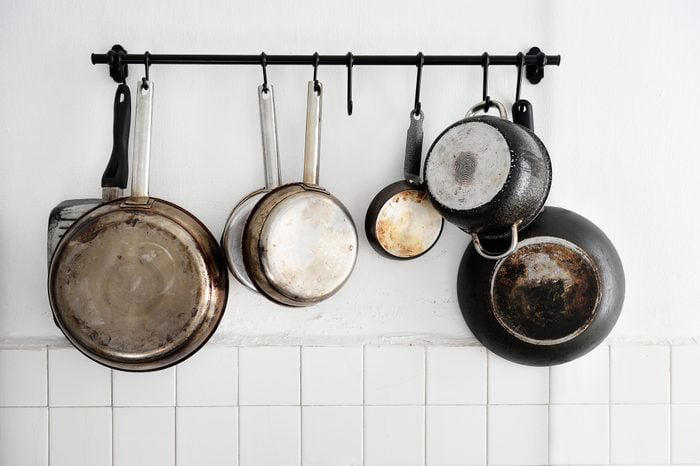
[471,222,520,260]
[258,84,281,190]
[466,99,508,119]
[130,80,153,202]
[404,110,424,186]
[303,80,322,185]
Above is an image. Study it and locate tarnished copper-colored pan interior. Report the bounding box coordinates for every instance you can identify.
[48,198,228,371]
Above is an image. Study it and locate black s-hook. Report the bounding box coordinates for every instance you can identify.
[346,52,353,115]
[481,52,490,111]
[142,51,151,89]
[261,52,269,93]
[512,51,535,131]
[413,52,424,116]
[312,52,320,94]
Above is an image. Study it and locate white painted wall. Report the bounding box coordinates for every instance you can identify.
[1,0,698,345]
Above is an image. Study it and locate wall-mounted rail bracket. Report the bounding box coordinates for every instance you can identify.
[107,44,128,83]
[525,46,550,85]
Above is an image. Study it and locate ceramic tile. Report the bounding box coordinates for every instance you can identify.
[550,345,609,404]
[301,346,362,405]
[0,349,47,406]
[611,345,670,403]
[113,407,175,466]
[177,347,237,406]
[549,404,609,465]
[50,407,111,466]
[671,404,700,464]
[0,407,48,466]
[610,404,670,464]
[176,407,237,466]
[672,345,700,403]
[488,352,548,404]
[302,406,361,466]
[426,405,486,466]
[364,405,423,466]
[48,347,111,406]
[364,346,424,405]
[426,346,486,405]
[113,367,175,406]
[239,406,300,466]
[238,346,300,405]
[488,405,548,465]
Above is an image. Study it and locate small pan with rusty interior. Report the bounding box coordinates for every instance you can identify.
[242,81,357,306]
[221,84,281,291]
[457,206,624,366]
[365,110,443,259]
[48,80,228,371]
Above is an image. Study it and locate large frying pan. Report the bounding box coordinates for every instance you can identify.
[458,206,624,366]
[242,81,357,306]
[48,80,228,371]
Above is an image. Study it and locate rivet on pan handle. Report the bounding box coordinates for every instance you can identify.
[258,84,281,190]
[129,80,153,204]
[303,81,322,186]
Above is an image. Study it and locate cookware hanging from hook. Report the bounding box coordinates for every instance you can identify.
[512,52,534,130]
[365,52,443,259]
[423,50,552,259]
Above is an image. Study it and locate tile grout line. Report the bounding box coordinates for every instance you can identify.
[237,347,241,466]
[547,363,552,466]
[362,345,366,466]
[111,367,114,466]
[46,346,51,466]
[174,364,178,466]
[608,344,612,464]
[298,346,302,466]
[423,346,427,466]
[485,350,489,466]
[668,344,672,465]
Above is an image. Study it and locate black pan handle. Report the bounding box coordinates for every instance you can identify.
[101,83,131,189]
[404,110,424,186]
[512,99,534,131]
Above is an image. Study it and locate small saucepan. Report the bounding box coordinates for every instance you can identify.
[242,81,358,306]
[365,110,443,259]
[424,100,552,259]
[457,206,625,366]
[222,84,281,291]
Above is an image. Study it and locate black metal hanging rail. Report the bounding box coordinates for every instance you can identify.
[93,45,559,114]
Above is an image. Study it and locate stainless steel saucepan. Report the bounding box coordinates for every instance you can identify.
[221,84,281,291]
[242,81,358,306]
[48,80,228,371]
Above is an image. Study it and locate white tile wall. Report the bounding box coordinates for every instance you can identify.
[1,343,699,465]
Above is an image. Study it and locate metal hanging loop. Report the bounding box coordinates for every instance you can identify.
[260,52,269,93]
[346,52,354,115]
[515,52,525,101]
[413,52,424,116]
[142,51,151,89]
[312,52,320,94]
[481,52,490,111]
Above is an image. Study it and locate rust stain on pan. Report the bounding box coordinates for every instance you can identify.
[375,189,443,258]
[490,237,601,345]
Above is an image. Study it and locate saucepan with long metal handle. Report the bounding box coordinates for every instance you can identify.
[48,79,228,371]
[457,206,625,366]
[221,84,281,291]
[243,81,358,306]
[47,83,131,265]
